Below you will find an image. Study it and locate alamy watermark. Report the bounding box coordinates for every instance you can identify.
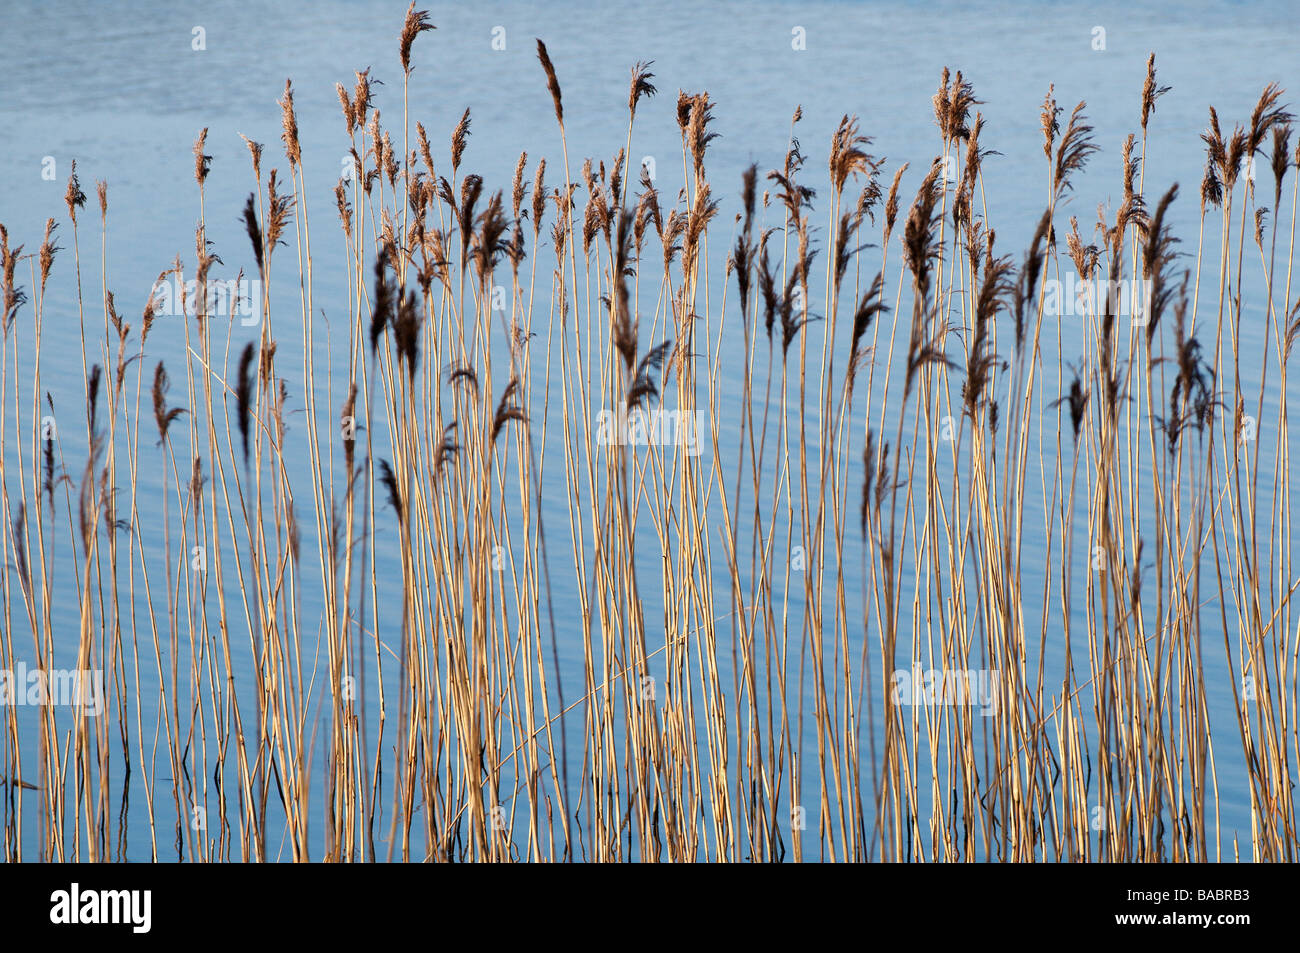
[151,275,261,326]
[891,664,998,715]
[50,883,151,933]
[0,662,104,716]
[595,406,706,456]
[1043,274,1153,323]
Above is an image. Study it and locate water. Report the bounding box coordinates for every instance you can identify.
[0,0,1296,860]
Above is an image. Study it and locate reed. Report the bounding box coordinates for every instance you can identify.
[0,14,1297,863]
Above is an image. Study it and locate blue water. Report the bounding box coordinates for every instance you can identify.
[1,0,1296,860]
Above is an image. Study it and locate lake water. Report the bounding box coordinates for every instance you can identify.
[1,0,1296,860]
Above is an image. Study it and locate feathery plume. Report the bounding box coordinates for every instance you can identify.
[65,160,86,223]
[628,61,657,120]
[451,107,471,173]
[536,39,564,126]
[1053,102,1098,197]
[194,128,212,185]
[399,3,435,74]
[279,79,301,168]
[242,193,264,281]
[1040,85,1061,159]
[491,380,528,443]
[378,459,402,521]
[1140,54,1171,133]
[236,344,255,465]
[152,361,187,445]
[1,225,26,334]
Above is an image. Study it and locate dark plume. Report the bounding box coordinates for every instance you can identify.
[378,458,402,521]
[152,361,187,445]
[536,39,564,126]
[236,343,255,466]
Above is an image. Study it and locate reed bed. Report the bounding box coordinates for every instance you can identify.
[1,6,1298,862]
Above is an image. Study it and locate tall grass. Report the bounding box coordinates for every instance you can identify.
[1,8,1298,862]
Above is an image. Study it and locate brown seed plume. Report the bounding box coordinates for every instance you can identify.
[242,193,264,282]
[240,134,264,181]
[194,128,212,185]
[536,39,564,126]
[451,108,471,173]
[335,182,353,242]
[628,60,657,120]
[152,361,187,445]
[491,379,528,443]
[264,170,295,266]
[38,219,59,294]
[1248,83,1292,159]
[829,115,877,195]
[236,343,255,466]
[1,225,26,333]
[1271,124,1292,203]
[511,151,528,221]
[416,122,434,178]
[903,161,943,296]
[378,459,402,521]
[1040,85,1061,159]
[399,3,435,75]
[1053,102,1098,197]
[65,160,86,223]
[352,68,377,129]
[530,158,548,235]
[1140,54,1171,133]
[883,163,909,246]
[279,79,301,168]
[686,93,719,181]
